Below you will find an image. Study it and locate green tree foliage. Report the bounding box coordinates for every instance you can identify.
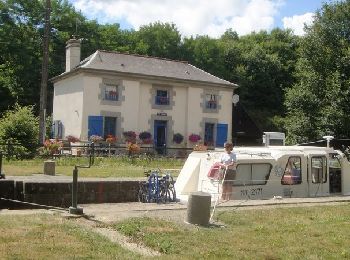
[285,1,350,143]
[135,22,182,59]
[1,0,304,144]
[0,104,39,158]
[182,35,228,79]
[223,29,299,131]
[0,0,44,111]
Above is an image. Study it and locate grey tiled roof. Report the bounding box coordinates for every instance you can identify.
[77,50,236,87]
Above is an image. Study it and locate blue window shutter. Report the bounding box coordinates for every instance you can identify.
[88,116,103,138]
[216,124,228,147]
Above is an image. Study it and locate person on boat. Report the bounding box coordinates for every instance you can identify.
[220,142,237,200]
[283,158,301,184]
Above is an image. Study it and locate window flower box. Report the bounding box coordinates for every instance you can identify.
[90,135,103,143]
[106,135,117,143]
[123,131,137,143]
[66,135,80,143]
[173,133,184,144]
[188,134,201,143]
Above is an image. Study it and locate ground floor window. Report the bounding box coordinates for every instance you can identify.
[88,115,117,140]
[104,117,117,138]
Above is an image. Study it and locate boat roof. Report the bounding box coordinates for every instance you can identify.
[213,145,338,160]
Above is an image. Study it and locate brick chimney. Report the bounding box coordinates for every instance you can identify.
[65,38,81,72]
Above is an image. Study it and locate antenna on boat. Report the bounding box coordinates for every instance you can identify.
[323,136,334,148]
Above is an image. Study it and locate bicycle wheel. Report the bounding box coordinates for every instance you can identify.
[138,182,148,203]
[167,186,176,202]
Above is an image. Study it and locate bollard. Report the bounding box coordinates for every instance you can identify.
[186,191,211,226]
[0,152,5,179]
[69,166,83,215]
[43,160,55,175]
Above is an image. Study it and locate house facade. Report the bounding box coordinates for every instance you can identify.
[51,39,238,150]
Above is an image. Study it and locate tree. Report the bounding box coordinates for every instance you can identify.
[135,22,182,59]
[284,0,350,143]
[182,35,228,79]
[223,29,299,131]
[0,104,39,158]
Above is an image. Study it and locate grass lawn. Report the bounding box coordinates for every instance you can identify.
[2,156,184,178]
[1,204,350,259]
[114,204,350,259]
[0,213,138,259]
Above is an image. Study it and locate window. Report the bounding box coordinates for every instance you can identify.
[103,117,117,138]
[205,94,217,109]
[204,123,215,146]
[281,157,302,185]
[311,157,327,183]
[88,115,118,139]
[234,163,271,186]
[104,84,119,101]
[155,90,169,105]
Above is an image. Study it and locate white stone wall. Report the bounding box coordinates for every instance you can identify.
[54,72,234,145]
[52,74,84,139]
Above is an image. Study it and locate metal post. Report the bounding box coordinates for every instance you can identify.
[0,152,4,179]
[6,140,10,161]
[69,166,83,214]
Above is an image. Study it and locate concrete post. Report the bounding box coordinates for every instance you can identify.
[43,160,55,176]
[186,191,211,226]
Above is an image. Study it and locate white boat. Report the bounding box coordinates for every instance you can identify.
[175,145,350,202]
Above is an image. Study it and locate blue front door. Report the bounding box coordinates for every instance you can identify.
[154,120,167,154]
[216,123,228,147]
[88,116,103,138]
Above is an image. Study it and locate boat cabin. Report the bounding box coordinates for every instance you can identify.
[175,146,350,201]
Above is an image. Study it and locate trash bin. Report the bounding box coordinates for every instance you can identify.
[186,191,211,226]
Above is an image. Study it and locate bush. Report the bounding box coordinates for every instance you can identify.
[0,104,39,158]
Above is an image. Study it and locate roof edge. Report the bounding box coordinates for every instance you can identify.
[51,67,238,89]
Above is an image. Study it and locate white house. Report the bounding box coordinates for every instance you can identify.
[51,38,238,151]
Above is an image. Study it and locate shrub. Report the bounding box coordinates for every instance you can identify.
[38,139,63,156]
[0,104,39,158]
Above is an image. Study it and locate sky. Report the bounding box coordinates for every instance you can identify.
[68,0,336,38]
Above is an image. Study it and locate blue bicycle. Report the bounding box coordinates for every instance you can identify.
[138,169,176,203]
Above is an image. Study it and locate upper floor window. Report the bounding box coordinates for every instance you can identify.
[155,90,169,105]
[104,84,119,101]
[205,94,218,109]
[281,156,302,185]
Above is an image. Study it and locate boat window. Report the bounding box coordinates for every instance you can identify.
[234,163,271,186]
[281,156,302,185]
[329,153,341,169]
[311,157,327,184]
